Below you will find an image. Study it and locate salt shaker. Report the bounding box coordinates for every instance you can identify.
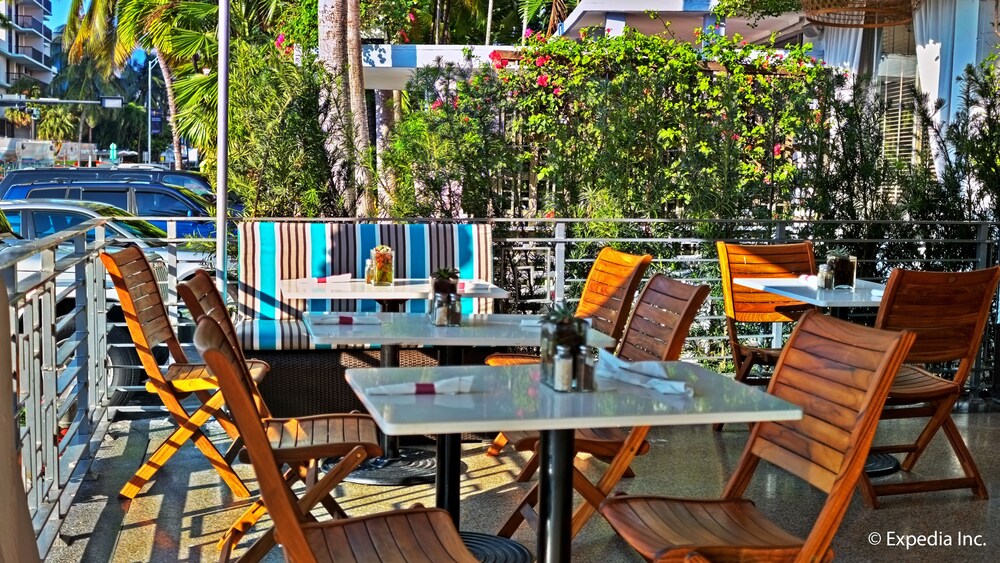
[553,345,574,392]
[818,264,834,290]
[575,344,596,391]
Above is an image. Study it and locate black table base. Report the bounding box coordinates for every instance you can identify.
[343,447,451,486]
[460,532,532,563]
[865,453,901,477]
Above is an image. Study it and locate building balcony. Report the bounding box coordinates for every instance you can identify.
[14,44,52,69]
[13,15,52,41]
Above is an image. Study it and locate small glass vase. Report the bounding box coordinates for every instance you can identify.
[371,249,394,286]
[827,255,857,289]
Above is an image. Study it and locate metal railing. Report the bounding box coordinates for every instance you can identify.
[5,214,999,557]
[15,44,50,68]
[14,16,50,40]
[2,220,110,556]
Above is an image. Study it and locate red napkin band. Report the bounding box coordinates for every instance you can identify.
[415,382,436,394]
[338,316,354,324]
[317,276,328,283]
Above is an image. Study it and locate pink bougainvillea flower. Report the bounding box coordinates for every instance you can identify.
[553,87,562,95]
[399,30,410,43]
[407,12,416,22]
[605,27,612,35]
[524,28,533,38]
[275,33,285,47]
[430,99,443,110]
[535,55,550,67]
[731,133,740,140]
[537,74,549,87]
[773,143,782,157]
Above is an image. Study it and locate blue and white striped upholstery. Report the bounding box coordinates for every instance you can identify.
[236,221,494,350]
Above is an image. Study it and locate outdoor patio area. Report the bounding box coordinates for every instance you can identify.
[46,404,1000,563]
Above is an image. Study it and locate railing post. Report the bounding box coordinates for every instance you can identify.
[770,220,787,346]
[554,221,566,304]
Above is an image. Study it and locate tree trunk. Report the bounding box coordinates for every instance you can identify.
[319,0,355,214]
[346,0,371,216]
[485,0,494,45]
[156,51,183,169]
[434,0,443,44]
[374,89,394,217]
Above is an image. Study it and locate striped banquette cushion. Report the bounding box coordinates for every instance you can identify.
[236,221,494,350]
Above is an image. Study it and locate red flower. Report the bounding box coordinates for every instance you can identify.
[553,87,562,96]
[524,28,533,38]
[773,143,782,157]
[537,74,550,87]
[544,210,555,218]
[407,12,416,22]
[430,99,443,110]
[399,30,410,43]
[535,55,550,67]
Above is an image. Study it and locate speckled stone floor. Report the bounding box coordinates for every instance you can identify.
[46,406,1000,562]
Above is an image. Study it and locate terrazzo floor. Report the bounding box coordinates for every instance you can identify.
[46,406,1000,562]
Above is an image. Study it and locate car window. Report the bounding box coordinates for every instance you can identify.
[84,189,130,209]
[3,210,22,236]
[31,211,89,237]
[27,188,68,199]
[163,174,211,194]
[135,190,193,217]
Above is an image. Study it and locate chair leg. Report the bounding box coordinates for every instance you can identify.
[515,452,540,482]
[941,416,989,499]
[715,355,757,432]
[120,390,249,499]
[856,471,881,509]
[899,400,952,472]
[498,483,539,538]
[486,432,509,456]
[570,426,650,538]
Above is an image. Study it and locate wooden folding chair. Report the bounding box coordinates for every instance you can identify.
[715,240,816,431]
[178,270,384,560]
[858,266,1000,508]
[193,316,478,563]
[101,246,257,499]
[484,246,652,368]
[497,275,710,540]
[600,311,915,562]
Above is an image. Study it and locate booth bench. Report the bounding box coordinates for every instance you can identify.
[235,220,494,416]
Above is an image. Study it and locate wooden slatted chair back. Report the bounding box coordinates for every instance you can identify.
[100,246,186,380]
[178,269,271,418]
[194,316,317,562]
[616,274,710,362]
[875,267,1000,387]
[725,311,915,559]
[717,241,816,323]
[575,247,652,342]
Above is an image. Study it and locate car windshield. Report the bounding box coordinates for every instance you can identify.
[88,204,168,238]
[176,186,213,211]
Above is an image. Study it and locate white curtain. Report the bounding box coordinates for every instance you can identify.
[913,0,957,124]
[820,26,864,73]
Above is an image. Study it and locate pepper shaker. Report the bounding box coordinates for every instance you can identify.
[553,344,574,392]
[575,344,596,391]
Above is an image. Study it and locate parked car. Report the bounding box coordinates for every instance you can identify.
[0,165,214,198]
[0,199,209,281]
[1,180,216,237]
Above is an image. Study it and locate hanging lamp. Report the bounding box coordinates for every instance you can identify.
[802,0,922,28]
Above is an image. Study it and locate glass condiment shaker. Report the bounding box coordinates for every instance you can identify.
[575,344,596,391]
[364,259,374,285]
[818,264,834,290]
[553,344,574,392]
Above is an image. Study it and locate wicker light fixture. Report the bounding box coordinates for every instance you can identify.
[803,0,922,28]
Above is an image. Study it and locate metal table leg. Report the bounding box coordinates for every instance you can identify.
[538,428,574,563]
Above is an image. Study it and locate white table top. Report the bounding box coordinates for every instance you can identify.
[734,277,886,308]
[345,363,802,435]
[303,312,617,348]
[280,278,510,300]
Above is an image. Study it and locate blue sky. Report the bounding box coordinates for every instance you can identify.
[50,1,71,30]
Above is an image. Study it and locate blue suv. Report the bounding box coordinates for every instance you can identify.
[2,180,216,237]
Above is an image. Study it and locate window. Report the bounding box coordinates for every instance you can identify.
[4,210,22,236]
[136,190,193,217]
[84,189,129,209]
[26,188,68,199]
[31,211,88,237]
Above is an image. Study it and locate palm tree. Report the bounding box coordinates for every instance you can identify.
[38,106,78,144]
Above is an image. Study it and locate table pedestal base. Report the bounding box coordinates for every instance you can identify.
[460,532,532,563]
[343,447,443,486]
[865,453,901,477]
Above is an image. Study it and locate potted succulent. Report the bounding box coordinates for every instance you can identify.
[825,246,857,289]
[432,268,460,294]
[540,303,586,367]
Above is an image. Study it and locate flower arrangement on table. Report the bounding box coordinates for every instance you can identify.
[371,245,394,286]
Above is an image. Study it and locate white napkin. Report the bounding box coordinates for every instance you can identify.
[310,315,382,326]
[459,281,490,292]
[314,273,352,283]
[369,375,474,395]
[595,349,694,397]
[871,289,885,298]
[520,317,543,328]
[798,274,818,288]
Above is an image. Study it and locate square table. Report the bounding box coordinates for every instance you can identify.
[734,277,885,308]
[346,362,802,563]
[280,278,510,302]
[303,312,616,486]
